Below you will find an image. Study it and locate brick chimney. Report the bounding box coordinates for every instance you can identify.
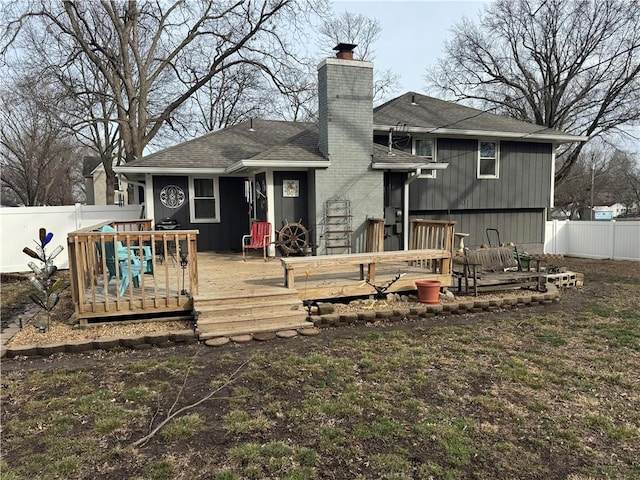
[334,42,357,60]
[313,43,383,254]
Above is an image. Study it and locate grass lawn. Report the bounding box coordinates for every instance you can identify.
[1,258,639,479]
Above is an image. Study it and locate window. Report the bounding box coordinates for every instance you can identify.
[414,138,434,160]
[414,138,437,178]
[478,141,499,178]
[189,177,220,223]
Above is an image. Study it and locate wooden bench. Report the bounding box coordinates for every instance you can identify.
[280,249,452,289]
[454,246,545,295]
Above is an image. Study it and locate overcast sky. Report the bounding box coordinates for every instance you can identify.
[332,0,490,93]
[330,0,638,153]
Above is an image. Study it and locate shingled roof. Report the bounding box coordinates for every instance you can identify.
[118,92,585,175]
[374,92,583,141]
[123,119,325,170]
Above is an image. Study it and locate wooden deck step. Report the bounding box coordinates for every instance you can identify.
[193,289,310,339]
[192,289,300,308]
[196,298,303,319]
[196,315,311,340]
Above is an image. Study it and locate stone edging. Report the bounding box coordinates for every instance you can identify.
[1,286,559,359]
[309,285,560,329]
[2,329,198,360]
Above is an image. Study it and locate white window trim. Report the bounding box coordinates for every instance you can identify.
[189,176,221,223]
[413,137,437,178]
[477,140,500,179]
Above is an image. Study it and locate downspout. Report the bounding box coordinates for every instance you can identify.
[403,169,421,250]
[402,163,450,249]
[119,174,148,217]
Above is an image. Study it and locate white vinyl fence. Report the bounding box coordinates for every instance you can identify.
[0,204,144,273]
[545,220,640,261]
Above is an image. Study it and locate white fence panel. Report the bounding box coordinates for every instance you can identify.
[0,204,142,273]
[545,220,640,261]
[612,221,640,261]
[544,220,570,255]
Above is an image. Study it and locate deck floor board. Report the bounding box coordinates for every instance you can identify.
[78,251,449,322]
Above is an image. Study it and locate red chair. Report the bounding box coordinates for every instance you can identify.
[242,221,272,261]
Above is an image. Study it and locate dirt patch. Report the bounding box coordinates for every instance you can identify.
[1,273,36,331]
[1,257,639,479]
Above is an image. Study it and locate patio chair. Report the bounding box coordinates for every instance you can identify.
[242,221,272,261]
[96,225,143,296]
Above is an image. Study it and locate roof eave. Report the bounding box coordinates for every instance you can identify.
[114,166,227,175]
[226,159,330,173]
[373,124,589,143]
[372,162,449,170]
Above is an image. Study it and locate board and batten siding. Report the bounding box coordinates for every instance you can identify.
[378,137,556,252]
[153,175,248,252]
[409,139,553,210]
[409,210,545,251]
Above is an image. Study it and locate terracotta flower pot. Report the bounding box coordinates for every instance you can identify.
[415,280,441,304]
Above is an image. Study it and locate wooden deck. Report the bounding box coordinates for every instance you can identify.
[68,219,456,338]
[197,251,452,302]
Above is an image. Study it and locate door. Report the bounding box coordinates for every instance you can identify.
[153,176,189,228]
[384,172,404,251]
[273,172,309,234]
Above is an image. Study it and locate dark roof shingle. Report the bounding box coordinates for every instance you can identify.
[374,92,567,137]
[125,120,323,169]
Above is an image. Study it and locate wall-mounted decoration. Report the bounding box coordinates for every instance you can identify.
[283,179,299,198]
[160,185,186,209]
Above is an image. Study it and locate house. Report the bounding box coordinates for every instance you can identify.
[116,43,587,255]
[84,156,143,206]
[593,203,627,220]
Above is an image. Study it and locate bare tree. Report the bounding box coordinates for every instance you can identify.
[605,150,640,212]
[426,0,640,185]
[0,76,83,206]
[555,145,640,219]
[319,10,381,62]
[162,63,275,142]
[1,0,322,166]
[318,10,400,104]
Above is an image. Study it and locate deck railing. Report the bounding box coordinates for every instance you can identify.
[365,218,385,252]
[67,220,199,323]
[410,219,456,274]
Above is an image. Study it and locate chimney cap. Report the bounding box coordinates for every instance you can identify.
[333,43,357,53]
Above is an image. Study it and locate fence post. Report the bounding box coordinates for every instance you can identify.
[610,220,616,260]
[74,203,82,230]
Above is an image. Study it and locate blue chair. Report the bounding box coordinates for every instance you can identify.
[130,245,154,274]
[97,225,142,296]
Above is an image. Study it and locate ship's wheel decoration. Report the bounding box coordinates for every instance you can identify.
[160,185,185,209]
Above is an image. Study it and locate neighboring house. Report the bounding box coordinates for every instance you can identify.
[593,203,627,220]
[116,44,587,254]
[84,156,141,206]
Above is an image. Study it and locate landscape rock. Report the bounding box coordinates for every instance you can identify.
[276,330,298,339]
[204,337,230,347]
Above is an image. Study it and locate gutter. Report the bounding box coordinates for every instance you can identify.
[374,124,589,143]
[226,159,330,173]
[115,166,227,175]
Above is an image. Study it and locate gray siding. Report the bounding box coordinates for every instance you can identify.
[153,175,248,252]
[379,138,554,251]
[409,210,545,253]
[409,139,553,210]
